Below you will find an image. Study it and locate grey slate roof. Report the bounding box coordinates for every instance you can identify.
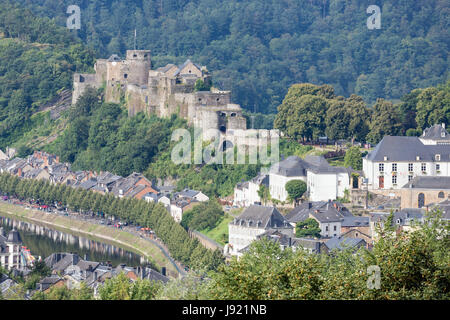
[107,54,121,62]
[421,124,450,141]
[7,229,21,243]
[270,156,309,177]
[286,201,353,224]
[173,59,202,76]
[231,205,292,229]
[366,135,450,162]
[402,176,450,189]
[324,236,366,251]
[341,216,370,227]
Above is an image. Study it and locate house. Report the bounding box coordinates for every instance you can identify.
[23,168,51,181]
[0,274,19,298]
[174,189,209,202]
[369,208,426,240]
[322,236,367,254]
[304,155,352,201]
[363,124,450,191]
[111,172,158,198]
[227,205,293,255]
[400,176,450,208]
[268,156,309,201]
[233,173,269,207]
[36,275,65,292]
[0,228,26,271]
[0,149,9,161]
[340,216,371,239]
[267,155,352,203]
[169,199,200,223]
[286,200,353,238]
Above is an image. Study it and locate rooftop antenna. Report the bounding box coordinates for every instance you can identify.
[134,29,137,50]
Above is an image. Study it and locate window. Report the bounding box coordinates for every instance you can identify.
[436,164,440,171]
[438,192,445,198]
[325,226,329,231]
[333,225,337,231]
[408,175,413,182]
[392,174,397,184]
[408,163,413,172]
[421,163,427,172]
[392,163,397,172]
[379,163,384,172]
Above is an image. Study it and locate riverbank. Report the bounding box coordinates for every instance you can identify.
[0,201,179,277]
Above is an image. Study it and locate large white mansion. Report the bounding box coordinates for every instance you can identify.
[363,124,450,190]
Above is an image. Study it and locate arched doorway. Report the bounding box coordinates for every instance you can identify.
[418,193,425,208]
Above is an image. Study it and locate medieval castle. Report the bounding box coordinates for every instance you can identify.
[72,50,247,135]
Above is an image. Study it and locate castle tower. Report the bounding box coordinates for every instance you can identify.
[124,50,151,86]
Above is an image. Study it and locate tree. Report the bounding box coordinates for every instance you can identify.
[285,180,307,206]
[257,184,270,205]
[295,218,321,238]
[344,146,362,170]
[366,99,402,144]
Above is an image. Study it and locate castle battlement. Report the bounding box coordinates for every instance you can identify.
[72,49,247,133]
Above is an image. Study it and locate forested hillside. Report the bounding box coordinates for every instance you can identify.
[0,2,95,150]
[17,0,450,113]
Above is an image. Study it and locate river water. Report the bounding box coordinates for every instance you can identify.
[0,216,151,268]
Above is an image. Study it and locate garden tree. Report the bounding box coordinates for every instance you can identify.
[344,146,363,171]
[406,128,422,136]
[325,98,351,140]
[257,184,270,205]
[181,200,224,231]
[285,180,307,206]
[33,283,94,300]
[415,82,450,131]
[345,94,371,143]
[366,98,402,144]
[398,89,422,134]
[275,84,331,141]
[295,218,321,238]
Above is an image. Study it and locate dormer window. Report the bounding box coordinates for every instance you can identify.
[383,156,388,161]
[416,156,420,161]
[435,154,441,161]
[441,132,445,138]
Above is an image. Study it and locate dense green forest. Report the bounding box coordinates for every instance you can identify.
[17,0,450,113]
[0,2,95,149]
[275,81,450,143]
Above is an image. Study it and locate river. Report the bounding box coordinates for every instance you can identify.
[0,216,152,268]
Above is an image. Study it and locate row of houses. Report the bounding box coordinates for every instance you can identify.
[0,150,209,222]
[226,199,450,257]
[0,250,169,299]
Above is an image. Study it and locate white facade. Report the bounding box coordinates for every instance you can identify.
[0,242,23,271]
[363,159,450,190]
[233,180,262,207]
[307,171,350,201]
[269,173,306,202]
[317,220,342,238]
[169,205,183,223]
[228,223,267,254]
[193,191,209,202]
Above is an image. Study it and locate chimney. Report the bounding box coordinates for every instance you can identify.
[288,237,292,247]
[308,202,312,209]
[94,271,98,281]
[161,267,166,277]
[442,123,445,129]
[18,167,22,177]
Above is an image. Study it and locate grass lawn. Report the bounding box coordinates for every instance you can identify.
[199,213,234,246]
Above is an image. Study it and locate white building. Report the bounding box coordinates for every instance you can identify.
[0,228,25,271]
[227,205,293,255]
[233,173,269,207]
[363,124,450,191]
[268,155,352,203]
[268,156,309,202]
